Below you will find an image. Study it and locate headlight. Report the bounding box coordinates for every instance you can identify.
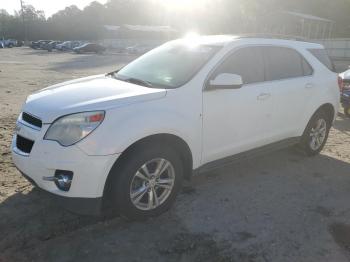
[44,111,105,146]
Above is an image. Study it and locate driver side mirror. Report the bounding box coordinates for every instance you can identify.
[208,73,243,90]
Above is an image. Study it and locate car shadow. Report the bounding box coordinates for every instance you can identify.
[2,146,350,261]
[333,113,350,134]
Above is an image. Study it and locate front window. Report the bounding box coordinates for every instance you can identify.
[113,42,220,89]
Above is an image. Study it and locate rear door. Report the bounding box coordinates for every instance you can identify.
[262,46,314,139]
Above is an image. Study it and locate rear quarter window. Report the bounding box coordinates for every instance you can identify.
[308,48,335,72]
[263,46,312,81]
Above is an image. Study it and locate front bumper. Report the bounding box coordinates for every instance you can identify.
[20,171,102,215]
[11,119,120,214]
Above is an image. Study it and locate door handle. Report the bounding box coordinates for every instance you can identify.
[305,83,314,89]
[257,93,271,100]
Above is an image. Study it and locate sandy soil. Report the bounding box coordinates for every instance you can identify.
[1,47,350,262]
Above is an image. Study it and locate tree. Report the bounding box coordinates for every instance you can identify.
[0,0,350,40]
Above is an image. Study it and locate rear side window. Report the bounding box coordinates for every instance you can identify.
[308,48,335,72]
[213,47,265,85]
[263,46,312,81]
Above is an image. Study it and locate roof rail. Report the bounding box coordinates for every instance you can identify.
[237,33,311,42]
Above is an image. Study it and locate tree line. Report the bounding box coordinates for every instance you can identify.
[0,0,350,41]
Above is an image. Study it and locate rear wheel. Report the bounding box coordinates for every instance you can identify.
[110,144,183,220]
[299,110,331,156]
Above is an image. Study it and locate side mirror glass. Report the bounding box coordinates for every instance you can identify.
[209,73,243,89]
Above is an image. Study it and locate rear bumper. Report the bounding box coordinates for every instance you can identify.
[20,170,102,216]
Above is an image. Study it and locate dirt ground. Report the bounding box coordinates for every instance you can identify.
[1,47,350,262]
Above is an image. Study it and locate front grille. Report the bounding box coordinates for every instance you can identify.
[22,112,42,128]
[16,135,34,154]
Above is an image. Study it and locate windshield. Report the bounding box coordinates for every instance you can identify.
[114,42,220,89]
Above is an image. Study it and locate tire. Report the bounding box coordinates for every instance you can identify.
[110,143,183,220]
[299,110,331,156]
[345,106,350,118]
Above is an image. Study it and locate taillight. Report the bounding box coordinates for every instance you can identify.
[338,76,344,93]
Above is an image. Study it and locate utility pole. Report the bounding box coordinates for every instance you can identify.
[20,0,27,43]
[0,11,3,40]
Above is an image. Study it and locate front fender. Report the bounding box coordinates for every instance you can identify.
[77,98,202,168]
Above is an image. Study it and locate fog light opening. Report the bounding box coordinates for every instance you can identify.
[54,170,73,191]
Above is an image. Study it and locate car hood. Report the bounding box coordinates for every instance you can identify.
[23,74,167,123]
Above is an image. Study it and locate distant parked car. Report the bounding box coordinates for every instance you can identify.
[126,44,153,54]
[30,40,41,49]
[341,90,350,117]
[339,68,350,116]
[55,41,70,51]
[56,41,84,51]
[16,40,23,47]
[43,41,63,52]
[112,46,126,53]
[339,68,350,92]
[39,40,54,49]
[3,39,17,48]
[73,43,106,54]
[30,40,52,49]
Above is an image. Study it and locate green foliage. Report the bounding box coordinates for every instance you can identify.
[0,0,349,41]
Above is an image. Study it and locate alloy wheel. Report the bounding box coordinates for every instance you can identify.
[309,118,327,151]
[129,158,175,211]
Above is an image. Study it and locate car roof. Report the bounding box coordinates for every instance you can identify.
[174,34,323,49]
[175,35,239,46]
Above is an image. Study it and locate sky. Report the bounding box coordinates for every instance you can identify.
[0,0,108,17]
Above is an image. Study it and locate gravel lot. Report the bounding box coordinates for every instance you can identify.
[1,47,350,262]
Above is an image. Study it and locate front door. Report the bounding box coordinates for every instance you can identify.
[202,46,275,164]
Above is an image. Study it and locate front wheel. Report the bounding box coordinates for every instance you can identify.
[299,110,331,156]
[110,144,183,220]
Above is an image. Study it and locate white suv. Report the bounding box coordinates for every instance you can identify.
[12,35,340,219]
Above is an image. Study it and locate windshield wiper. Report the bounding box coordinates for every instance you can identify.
[124,78,153,88]
[105,69,120,77]
[108,72,153,88]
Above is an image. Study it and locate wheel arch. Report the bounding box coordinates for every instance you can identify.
[301,103,335,137]
[315,103,335,123]
[102,133,193,209]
